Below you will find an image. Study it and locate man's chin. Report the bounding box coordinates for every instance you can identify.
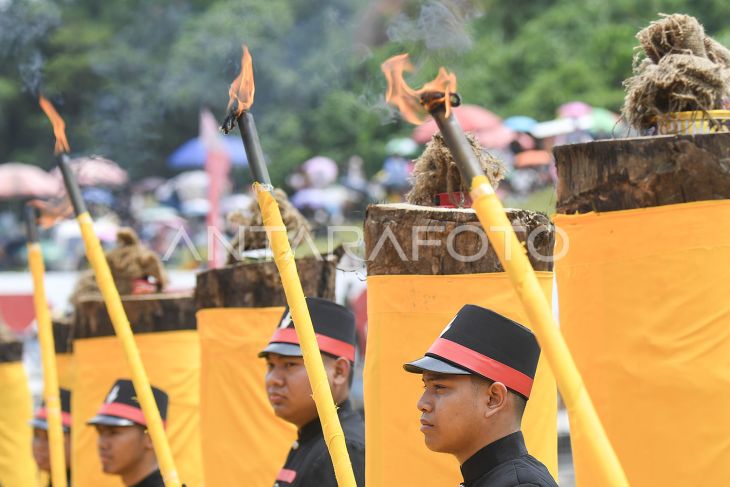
[423,434,448,453]
[100,460,117,474]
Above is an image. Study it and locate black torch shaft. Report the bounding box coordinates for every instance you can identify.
[428,103,485,183]
[237,111,271,185]
[56,154,87,216]
[25,205,40,243]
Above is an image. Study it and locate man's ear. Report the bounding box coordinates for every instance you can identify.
[331,357,351,386]
[484,381,509,418]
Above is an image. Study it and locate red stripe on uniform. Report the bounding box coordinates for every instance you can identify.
[270,328,355,361]
[276,468,297,482]
[427,338,534,398]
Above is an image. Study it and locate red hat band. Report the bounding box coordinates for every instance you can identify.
[427,338,534,398]
[36,408,72,428]
[270,328,356,362]
[96,402,167,428]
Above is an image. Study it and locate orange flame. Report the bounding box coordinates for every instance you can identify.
[227,45,256,117]
[28,194,73,229]
[38,95,71,155]
[381,53,457,125]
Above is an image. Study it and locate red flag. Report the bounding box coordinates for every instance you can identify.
[201,108,231,268]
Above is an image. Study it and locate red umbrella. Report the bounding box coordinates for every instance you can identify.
[0,162,61,198]
[514,150,553,168]
[474,125,516,150]
[51,156,128,187]
[412,104,502,143]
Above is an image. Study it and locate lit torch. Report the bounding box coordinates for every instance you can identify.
[38,96,183,487]
[382,54,630,487]
[221,45,270,184]
[221,45,357,487]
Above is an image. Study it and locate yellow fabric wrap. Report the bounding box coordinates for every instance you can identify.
[364,273,558,487]
[0,361,37,486]
[71,331,202,486]
[197,308,296,486]
[554,200,730,487]
[55,353,74,391]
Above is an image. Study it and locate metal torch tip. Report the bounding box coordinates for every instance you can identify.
[419,91,462,112]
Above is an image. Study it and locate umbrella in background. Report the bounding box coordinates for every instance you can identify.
[168,170,210,201]
[558,101,592,118]
[504,116,538,133]
[50,156,128,187]
[220,193,254,215]
[302,156,338,188]
[168,135,248,169]
[474,125,516,150]
[514,150,553,168]
[81,187,114,206]
[385,137,419,157]
[586,107,621,134]
[0,163,60,198]
[136,206,184,224]
[412,104,502,143]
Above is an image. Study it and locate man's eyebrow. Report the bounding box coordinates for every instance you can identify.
[423,374,452,383]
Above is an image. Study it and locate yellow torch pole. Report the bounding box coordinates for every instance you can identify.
[56,156,182,487]
[254,182,357,487]
[25,206,67,487]
[429,105,629,486]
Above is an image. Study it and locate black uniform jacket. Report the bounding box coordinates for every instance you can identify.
[460,432,558,487]
[131,469,164,487]
[273,400,365,487]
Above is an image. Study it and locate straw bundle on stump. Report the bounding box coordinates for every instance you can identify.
[406,133,506,206]
[70,228,168,307]
[622,13,730,131]
[367,134,552,275]
[196,189,336,308]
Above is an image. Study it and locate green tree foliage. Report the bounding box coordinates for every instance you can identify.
[1,0,730,184]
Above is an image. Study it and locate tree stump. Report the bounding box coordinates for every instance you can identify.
[364,203,554,275]
[554,133,730,214]
[53,318,73,354]
[73,293,196,340]
[194,255,338,308]
[0,328,22,363]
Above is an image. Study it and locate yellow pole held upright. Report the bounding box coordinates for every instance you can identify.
[255,184,357,487]
[469,175,630,487]
[27,242,68,487]
[75,212,181,487]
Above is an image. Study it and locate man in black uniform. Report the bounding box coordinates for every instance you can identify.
[404,304,558,487]
[87,379,169,487]
[259,297,365,486]
[31,388,72,485]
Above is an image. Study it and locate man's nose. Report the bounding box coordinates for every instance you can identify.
[266,367,285,387]
[417,391,432,413]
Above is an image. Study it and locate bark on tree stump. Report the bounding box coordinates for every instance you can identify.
[73,293,196,340]
[554,133,730,214]
[364,203,554,276]
[0,333,22,363]
[53,319,73,354]
[194,255,338,308]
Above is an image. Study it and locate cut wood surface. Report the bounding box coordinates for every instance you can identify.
[195,255,338,309]
[364,203,554,276]
[73,293,196,339]
[554,133,730,214]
